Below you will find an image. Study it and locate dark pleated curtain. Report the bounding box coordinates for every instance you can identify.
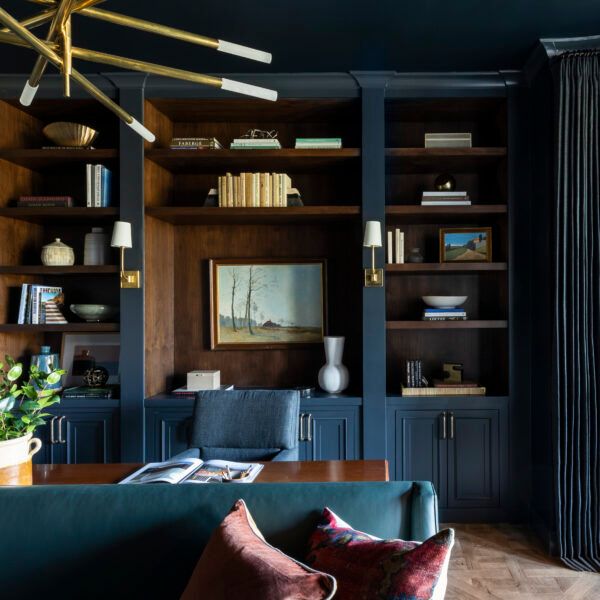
[554,52,600,571]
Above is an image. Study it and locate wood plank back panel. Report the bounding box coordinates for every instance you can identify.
[163,222,362,391]
[144,216,175,397]
[0,100,42,148]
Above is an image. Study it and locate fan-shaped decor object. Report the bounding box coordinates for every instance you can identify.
[43,122,98,148]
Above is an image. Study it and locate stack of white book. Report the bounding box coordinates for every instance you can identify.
[387,228,404,264]
[421,191,471,206]
[230,138,281,149]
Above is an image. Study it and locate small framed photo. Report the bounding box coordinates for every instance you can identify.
[439,227,492,262]
[61,333,120,386]
[210,258,327,350]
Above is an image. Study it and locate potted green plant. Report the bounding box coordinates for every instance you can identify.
[0,356,63,485]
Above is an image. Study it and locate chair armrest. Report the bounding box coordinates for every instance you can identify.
[271,447,299,461]
[410,481,439,541]
[169,447,201,461]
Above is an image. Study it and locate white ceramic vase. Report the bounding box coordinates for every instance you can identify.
[318,336,349,394]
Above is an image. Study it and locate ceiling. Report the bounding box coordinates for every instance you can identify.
[1,1,599,74]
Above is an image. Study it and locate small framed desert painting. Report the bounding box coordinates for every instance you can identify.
[439,227,492,262]
[210,258,326,349]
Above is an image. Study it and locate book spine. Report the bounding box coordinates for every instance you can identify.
[218,176,223,207]
[387,230,393,264]
[94,164,102,208]
[30,286,40,324]
[226,173,233,207]
[101,167,112,207]
[417,361,422,387]
[17,284,29,324]
[85,164,92,207]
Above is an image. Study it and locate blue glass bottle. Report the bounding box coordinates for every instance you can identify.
[30,346,62,390]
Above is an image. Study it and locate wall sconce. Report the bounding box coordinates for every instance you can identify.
[363,220,383,287]
[111,221,140,289]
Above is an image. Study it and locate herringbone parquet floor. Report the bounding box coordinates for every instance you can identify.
[444,524,600,599]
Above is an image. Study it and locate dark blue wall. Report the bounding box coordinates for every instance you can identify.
[1,1,600,73]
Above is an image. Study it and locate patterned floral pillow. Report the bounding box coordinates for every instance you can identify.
[306,507,454,600]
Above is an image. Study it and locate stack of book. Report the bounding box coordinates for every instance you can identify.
[402,382,486,396]
[85,164,112,207]
[62,386,115,399]
[217,172,292,207]
[295,138,342,149]
[169,137,222,150]
[423,308,467,321]
[386,228,405,264]
[18,284,66,324]
[405,359,424,388]
[17,195,74,208]
[421,191,471,206]
[424,132,472,148]
[230,137,281,150]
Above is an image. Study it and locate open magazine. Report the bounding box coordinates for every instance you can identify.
[119,458,264,485]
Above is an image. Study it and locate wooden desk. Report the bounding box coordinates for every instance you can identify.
[32,460,389,485]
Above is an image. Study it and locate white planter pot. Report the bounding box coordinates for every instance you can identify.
[0,433,42,469]
[318,336,349,394]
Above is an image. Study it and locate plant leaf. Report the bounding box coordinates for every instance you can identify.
[46,372,62,385]
[7,365,22,382]
[0,395,15,412]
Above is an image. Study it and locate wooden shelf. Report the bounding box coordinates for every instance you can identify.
[0,207,118,223]
[0,323,119,333]
[145,148,360,173]
[145,205,360,225]
[0,148,117,168]
[0,265,118,275]
[386,262,507,273]
[386,320,508,330]
[386,147,507,173]
[385,204,507,223]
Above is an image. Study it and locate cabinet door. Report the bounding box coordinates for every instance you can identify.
[61,410,118,464]
[299,407,360,461]
[32,416,61,465]
[145,409,193,462]
[446,410,500,509]
[387,409,446,506]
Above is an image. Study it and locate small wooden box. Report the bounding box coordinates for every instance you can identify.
[187,370,221,391]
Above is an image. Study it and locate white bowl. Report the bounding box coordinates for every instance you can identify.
[70,304,117,322]
[422,295,467,309]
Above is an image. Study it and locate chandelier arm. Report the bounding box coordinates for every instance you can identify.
[61,8,73,97]
[79,7,272,64]
[0,7,155,142]
[1,0,105,34]
[70,47,277,101]
[20,0,74,104]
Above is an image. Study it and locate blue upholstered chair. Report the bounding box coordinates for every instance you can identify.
[175,389,300,462]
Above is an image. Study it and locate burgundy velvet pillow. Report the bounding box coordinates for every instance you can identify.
[181,500,336,600]
[306,507,454,600]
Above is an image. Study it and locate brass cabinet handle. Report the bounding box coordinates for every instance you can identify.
[58,415,66,444]
[440,412,447,440]
[449,412,455,440]
[306,413,313,442]
[50,416,57,444]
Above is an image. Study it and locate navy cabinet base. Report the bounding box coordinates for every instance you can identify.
[387,397,509,522]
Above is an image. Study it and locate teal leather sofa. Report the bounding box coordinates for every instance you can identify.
[0,481,438,599]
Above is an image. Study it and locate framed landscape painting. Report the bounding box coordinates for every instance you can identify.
[210,258,326,349]
[439,227,492,262]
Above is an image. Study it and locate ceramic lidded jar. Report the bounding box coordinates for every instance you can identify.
[41,238,75,266]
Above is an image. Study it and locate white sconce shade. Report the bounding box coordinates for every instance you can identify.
[111,221,133,248]
[363,220,382,248]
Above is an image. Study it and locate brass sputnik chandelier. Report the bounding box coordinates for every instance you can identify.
[0,0,277,141]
